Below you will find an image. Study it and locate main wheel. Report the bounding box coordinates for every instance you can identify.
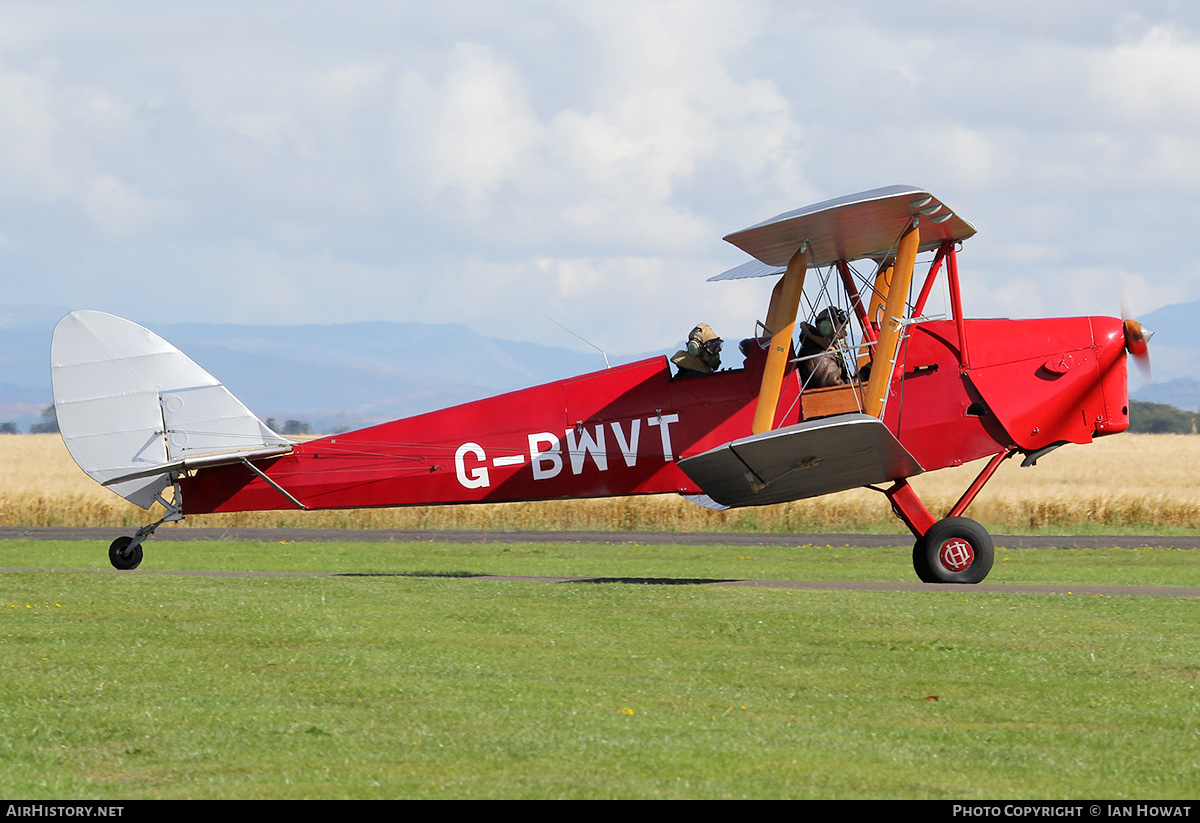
[913,517,994,584]
[108,536,143,571]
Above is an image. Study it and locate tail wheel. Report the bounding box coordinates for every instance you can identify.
[108,536,143,571]
[913,517,994,584]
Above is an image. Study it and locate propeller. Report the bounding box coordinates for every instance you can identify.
[1122,316,1153,378]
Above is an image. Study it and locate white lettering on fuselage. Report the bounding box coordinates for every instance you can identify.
[454,442,489,489]
[454,414,679,490]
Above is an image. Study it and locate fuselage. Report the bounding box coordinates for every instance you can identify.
[178,315,1131,515]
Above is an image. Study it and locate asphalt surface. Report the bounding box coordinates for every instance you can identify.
[4,525,1200,549]
[3,527,1199,596]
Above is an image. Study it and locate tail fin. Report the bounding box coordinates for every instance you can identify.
[51,311,292,509]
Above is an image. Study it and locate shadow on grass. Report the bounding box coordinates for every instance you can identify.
[568,577,740,585]
[335,571,740,586]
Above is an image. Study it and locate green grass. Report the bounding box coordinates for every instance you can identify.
[1,539,1198,799]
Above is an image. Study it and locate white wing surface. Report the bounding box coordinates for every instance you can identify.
[719,185,976,272]
[51,311,291,509]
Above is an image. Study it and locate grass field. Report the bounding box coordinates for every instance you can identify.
[2,432,1199,534]
[1,538,1198,799]
[3,433,1198,798]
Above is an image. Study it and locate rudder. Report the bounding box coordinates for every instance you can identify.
[51,311,291,509]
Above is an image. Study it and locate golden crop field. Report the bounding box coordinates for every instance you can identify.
[1,432,1198,534]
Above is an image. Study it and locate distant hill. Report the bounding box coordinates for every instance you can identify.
[4,299,1199,433]
[1129,300,1200,410]
[0,305,661,432]
[0,322,55,426]
[1128,400,1198,434]
[1131,377,1200,413]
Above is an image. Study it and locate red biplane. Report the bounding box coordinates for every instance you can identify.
[52,186,1150,582]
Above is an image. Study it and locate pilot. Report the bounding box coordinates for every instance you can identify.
[797,306,849,388]
[671,323,723,378]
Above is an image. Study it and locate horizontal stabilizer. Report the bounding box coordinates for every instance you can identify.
[51,311,292,509]
[723,185,976,269]
[677,413,923,508]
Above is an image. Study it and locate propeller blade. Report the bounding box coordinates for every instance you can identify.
[1123,318,1153,377]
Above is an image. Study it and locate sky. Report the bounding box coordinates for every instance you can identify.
[3,0,1200,357]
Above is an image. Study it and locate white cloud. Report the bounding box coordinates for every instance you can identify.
[225,110,321,161]
[1093,24,1200,129]
[394,42,542,212]
[0,66,74,200]
[80,174,182,240]
[1,0,1200,359]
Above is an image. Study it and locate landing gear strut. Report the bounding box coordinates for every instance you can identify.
[107,482,183,571]
[884,467,1006,585]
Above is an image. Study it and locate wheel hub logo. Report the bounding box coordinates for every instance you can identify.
[939,538,974,572]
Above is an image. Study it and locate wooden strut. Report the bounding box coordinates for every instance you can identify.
[752,244,808,434]
[863,218,920,419]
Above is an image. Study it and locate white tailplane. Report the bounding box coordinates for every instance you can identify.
[51,311,292,509]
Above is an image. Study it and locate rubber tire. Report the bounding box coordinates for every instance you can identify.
[913,517,994,584]
[109,536,143,571]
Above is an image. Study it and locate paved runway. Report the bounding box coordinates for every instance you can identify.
[4,525,1200,549]
[4,527,1198,596]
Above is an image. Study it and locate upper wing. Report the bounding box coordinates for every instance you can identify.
[713,185,976,277]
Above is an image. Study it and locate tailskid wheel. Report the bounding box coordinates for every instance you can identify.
[913,517,994,584]
[106,482,183,570]
[109,536,143,571]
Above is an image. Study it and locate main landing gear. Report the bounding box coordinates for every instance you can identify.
[912,516,994,584]
[884,448,1015,584]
